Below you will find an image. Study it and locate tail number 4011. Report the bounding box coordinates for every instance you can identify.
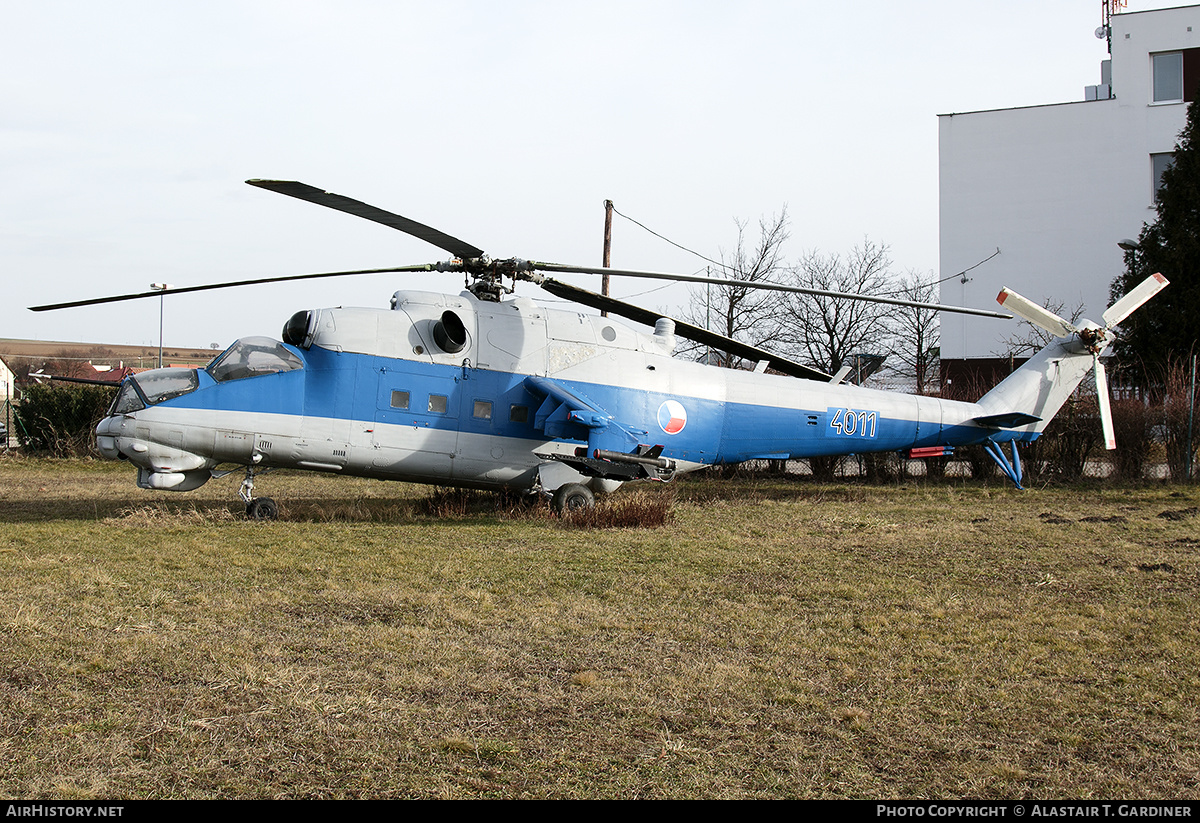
[829,407,878,438]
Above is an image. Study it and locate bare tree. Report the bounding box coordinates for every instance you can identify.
[679,209,790,368]
[887,269,941,394]
[776,239,896,378]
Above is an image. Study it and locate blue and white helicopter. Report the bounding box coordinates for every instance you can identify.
[31,181,1168,517]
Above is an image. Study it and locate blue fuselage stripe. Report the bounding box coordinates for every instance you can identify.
[162,348,1010,464]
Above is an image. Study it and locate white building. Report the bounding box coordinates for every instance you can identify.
[0,358,13,400]
[1,357,14,447]
[939,3,1199,367]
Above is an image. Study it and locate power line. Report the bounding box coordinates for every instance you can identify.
[611,202,1000,302]
[939,247,1001,286]
[609,205,728,272]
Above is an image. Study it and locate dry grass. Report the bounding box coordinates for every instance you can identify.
[558,488,675,529]
[1,454,1199,798]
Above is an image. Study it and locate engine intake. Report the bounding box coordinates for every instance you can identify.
[432,310,468,353]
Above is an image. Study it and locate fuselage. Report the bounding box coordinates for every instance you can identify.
[94,288,1020,495]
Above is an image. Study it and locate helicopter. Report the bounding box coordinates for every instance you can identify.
[29,180,1168,517]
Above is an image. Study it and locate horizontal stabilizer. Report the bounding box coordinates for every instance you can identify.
[973,412,1042,429]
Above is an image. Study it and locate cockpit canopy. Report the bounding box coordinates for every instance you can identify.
[206,336,304,383]
[106,338,303,417]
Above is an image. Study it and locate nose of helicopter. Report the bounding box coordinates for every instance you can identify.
[95,415,122,460]
[94,414,213,491]
[93,414,150,465]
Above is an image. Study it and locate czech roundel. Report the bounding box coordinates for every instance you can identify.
[657,400,687,435]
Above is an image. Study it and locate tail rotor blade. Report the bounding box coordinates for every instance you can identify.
[996,287,1078,337]
[1102,272,1170,328]
[1094,354,1117,451]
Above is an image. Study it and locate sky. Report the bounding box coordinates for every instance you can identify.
[0,0,1172,351]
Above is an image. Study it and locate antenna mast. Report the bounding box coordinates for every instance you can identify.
[1100,0,1128,53]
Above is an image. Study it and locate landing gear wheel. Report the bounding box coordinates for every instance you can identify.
[552,483,594,515]
[246,497,279,520]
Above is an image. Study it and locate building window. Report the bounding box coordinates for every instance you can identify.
[1152,152,1175,201]
[428,394,447,414]
[1152,48,1200,103]
[1153,52,1183,102]
[390,390,409,410]
[473,400,492,420]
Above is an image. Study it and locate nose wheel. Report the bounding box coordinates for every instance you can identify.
[246,497,279,520]
[238,465,279,520]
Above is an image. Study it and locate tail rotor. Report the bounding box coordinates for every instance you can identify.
[996,273,1169,451]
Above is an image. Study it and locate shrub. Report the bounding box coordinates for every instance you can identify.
[1109,396,1153,480]
[1160,358,1198,482]
[15,383,115,456]
[1023,391,1100,481]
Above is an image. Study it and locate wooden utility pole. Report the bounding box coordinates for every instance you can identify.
[601,200,613,317]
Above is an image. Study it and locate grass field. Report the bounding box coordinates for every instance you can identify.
[1,455,1198,799]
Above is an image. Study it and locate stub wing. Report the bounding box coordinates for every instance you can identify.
[523,376,647,453]
[524,376,676,483]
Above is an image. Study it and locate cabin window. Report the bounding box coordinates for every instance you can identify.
[473,400,492,420]
[509,404,528,424]
[390,390,410,410]
[428,394,448,414]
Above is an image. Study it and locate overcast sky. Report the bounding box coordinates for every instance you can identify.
[1,1,1167,351]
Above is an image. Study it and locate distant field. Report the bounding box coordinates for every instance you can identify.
[0,338,217,369]
[1,456,1197,799]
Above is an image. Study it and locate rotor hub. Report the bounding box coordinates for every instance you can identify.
[1078,326,1106,354]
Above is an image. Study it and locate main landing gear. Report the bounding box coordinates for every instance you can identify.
[551,483,595,515]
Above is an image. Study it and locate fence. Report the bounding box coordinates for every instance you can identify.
[723,389,1197,484]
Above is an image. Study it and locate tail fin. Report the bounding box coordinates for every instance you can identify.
[975,335,1098,438]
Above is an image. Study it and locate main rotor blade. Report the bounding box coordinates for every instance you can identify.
[28,264,439,312]
[247,180,487,260]
[534,263,1013,319]
[29,373,122,387]
[996,287,1077,337]
[1102,272,1169,328]
[536,277,833,381]
[1094,354,1116,451]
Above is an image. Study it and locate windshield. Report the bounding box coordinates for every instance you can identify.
[206,337,303,383]
[132,368,199,405]
[109,368,199,414]
[110,380,145,414]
